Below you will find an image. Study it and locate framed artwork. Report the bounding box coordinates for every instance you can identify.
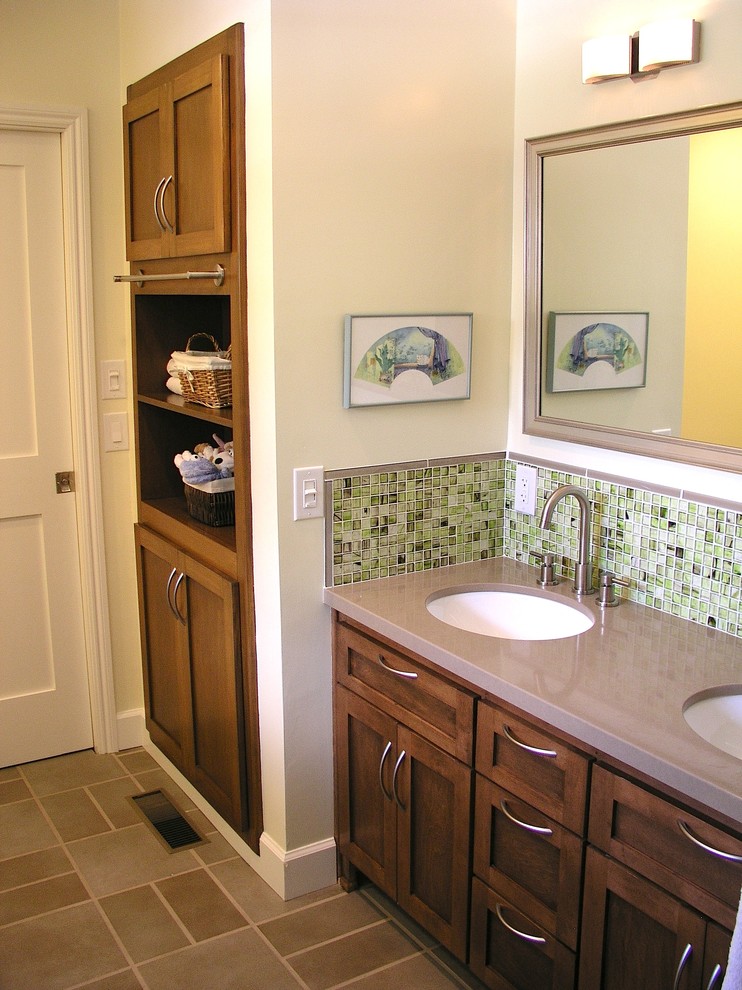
[546,311,649,393]
[343,313,473,408]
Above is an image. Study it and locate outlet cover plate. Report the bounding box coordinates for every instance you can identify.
[515,464,538,515]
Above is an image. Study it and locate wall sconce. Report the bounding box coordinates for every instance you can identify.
[582,18,701,84]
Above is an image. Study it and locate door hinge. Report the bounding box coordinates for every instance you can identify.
[55,471,75,494]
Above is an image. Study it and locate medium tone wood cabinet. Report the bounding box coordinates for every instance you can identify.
[135,525,244,828]
[333,618,475,961]
[123,54,230,260]
[125,26,262,851]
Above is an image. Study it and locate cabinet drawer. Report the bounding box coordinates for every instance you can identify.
[334,621,475,763]
[474,777,583,950]
[476,702,589,834]
[589,764,742,929]
[470,877,576,990]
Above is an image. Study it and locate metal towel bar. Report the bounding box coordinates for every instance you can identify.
[114,265,225,287]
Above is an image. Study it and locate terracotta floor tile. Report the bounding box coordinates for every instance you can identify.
[82,972,145,990]
[288,919,420,990]
[115,748,159,774]
[41,787,111,841]
[156,869,249,941]
[0,799,58,859]
[99,884,191,962]
[138,928,303,990]
[0,901,127,989]
[259,890,382,955]
[66,823,200,896]
[0,846,72,892]
[21,750,125,796]
[0,777,32,805]
[88,776,147,828]
[210,856,341,924]
[0,872,89,925]
[348,952,479,989]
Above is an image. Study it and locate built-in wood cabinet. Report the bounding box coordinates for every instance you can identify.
[136,525,244,828]
[331,609,741,989]
[125,26,262,852]
[123,54,230,260]
[333,618,475,961]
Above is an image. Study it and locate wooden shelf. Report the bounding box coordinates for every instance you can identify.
[140,498,237,577]
[138,391,233,428]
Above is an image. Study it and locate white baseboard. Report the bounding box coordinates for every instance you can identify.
[114,708,146,752]
[138,735,337,900]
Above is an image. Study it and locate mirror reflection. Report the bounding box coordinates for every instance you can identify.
[524,102,742,472]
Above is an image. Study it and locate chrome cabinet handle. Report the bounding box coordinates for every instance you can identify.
[706,963,723,990]
[392,750,406,809]
[378,741,393,801]
[172,571,186,624]
[165,567,179,619]
[153,176,167,232]
[159,175,175,233]
[500,799,553,836]
[673,943,692,990]
[378,655,418,680]
[494,903,546,945]
[677,819,742,862]
[502,724,557,758]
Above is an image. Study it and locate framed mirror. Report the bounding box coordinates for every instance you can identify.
[523,101,742,473]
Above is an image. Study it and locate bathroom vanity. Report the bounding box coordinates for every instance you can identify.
[325,557,742,989]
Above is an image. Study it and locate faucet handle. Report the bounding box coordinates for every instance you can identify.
[531,551,559,587]
[596,571,630,608]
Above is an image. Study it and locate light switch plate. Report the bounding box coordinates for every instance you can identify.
[293,466,324,520]
[103,412,129,452]
[101,359,127,399]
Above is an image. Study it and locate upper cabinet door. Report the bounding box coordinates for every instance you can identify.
[123,54,231,261]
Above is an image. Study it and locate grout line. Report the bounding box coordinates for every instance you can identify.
[323,949,426,989]
[282,917,390,960]
[148,879,199,946]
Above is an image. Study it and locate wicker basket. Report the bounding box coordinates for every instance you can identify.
[175,333,232,409]
[184,478,235,527]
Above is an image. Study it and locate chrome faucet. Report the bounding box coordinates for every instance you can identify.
[539,485,594,596]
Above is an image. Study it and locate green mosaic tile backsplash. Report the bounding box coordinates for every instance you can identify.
[329,457,742,639]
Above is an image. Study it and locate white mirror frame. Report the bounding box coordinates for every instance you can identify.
[524,100,742,474]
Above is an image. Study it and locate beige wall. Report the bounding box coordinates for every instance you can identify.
[509,0,742,503]
[0,0,141,713]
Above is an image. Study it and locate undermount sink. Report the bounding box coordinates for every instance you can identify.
[425,585,595,641]
[683,687,742,761]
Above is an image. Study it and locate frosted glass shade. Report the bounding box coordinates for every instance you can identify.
[582,35,631,84]
[638,18,700,72]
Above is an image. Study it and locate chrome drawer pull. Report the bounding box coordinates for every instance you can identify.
[500,799,553,836]
[494,903,546,944]
[378,654,418,680]
[677,819,742,862]
[706,963,723,990]
[165,567,179,619]
[673,943,692,990]
[172,571,186,624]
[378,741,393,801]
[392,750,406,810]
[502,724,557,758]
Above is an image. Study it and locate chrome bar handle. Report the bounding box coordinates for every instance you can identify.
[159,175,175,233]
[494,903,546,944]
[165,567,179,619]
[378,655,418,680]
[503,724,557,758]
[392,750,406,809]
[172,572,186,624]
[378,741,393,801]
[500,799,553,836]
[677,819,742,862]
[706,963,723,990]
[153,176,167,232]
[673,943,692,990]
[114,265,225,287]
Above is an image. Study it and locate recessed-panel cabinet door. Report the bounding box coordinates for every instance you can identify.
[123,88,168,261]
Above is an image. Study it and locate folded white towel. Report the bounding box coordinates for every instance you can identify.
[170,349,231,371]
[722,885,742,988]
[165,376,183,395]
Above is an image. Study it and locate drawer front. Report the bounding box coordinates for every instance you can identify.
[470,877,576,990]
[474,777,583,950]
[476,702,590,834]
[334,620,475,763]
[589,764,742,929]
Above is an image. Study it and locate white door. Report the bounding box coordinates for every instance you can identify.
[0,128,93,766]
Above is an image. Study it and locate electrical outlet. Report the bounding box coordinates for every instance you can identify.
[515,464,538,515]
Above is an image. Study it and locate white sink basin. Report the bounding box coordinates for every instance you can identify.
[425,585,595,641]
[683,687,742,761]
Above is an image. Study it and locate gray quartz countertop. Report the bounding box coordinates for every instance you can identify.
[323,557,742,827]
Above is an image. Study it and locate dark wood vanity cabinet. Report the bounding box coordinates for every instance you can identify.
[469,701,590,989]
[578,765,738,990]
[333,617,475,961]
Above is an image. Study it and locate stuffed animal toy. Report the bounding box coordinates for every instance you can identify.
[211,434,234,475]
[174,450,224,484]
